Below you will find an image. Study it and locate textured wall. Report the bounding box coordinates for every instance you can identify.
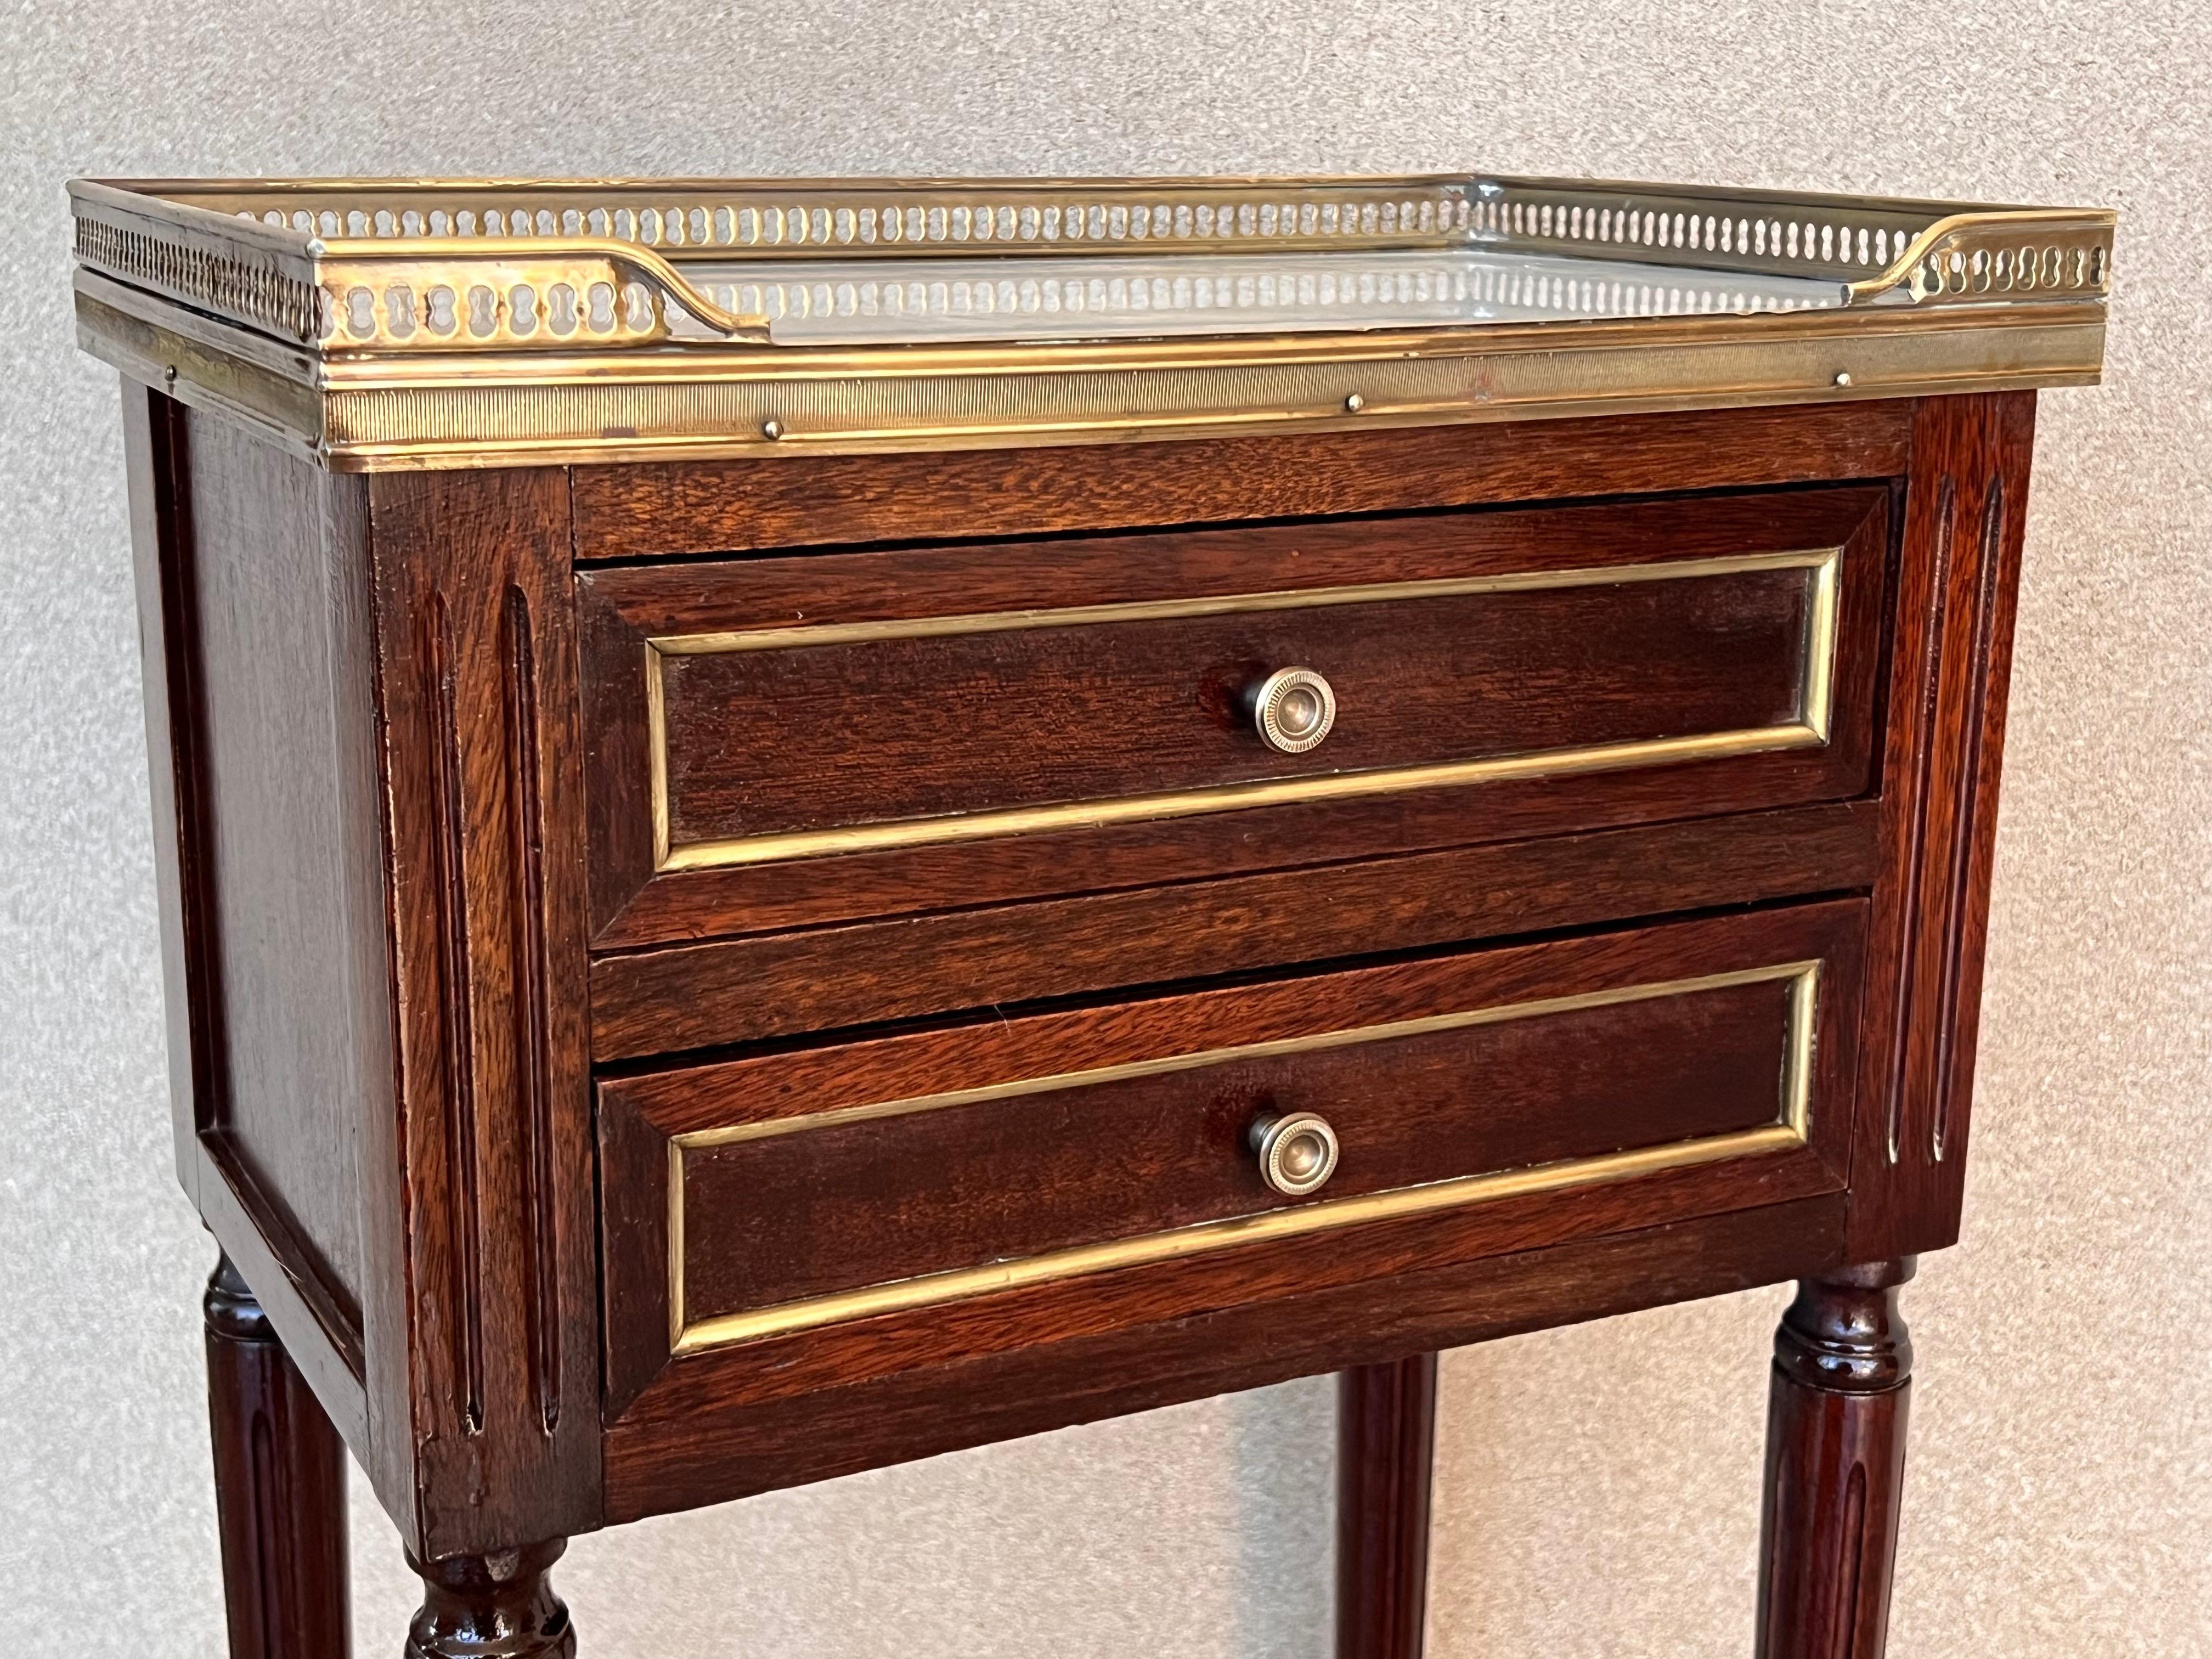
[1,3,2204,1655]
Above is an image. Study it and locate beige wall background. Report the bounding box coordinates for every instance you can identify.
[2,3,2204,1654]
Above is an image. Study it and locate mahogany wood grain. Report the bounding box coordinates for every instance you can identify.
[1847,393,2036,1260]
[663,567,1811,839]
[581,487,1878,638]
[599,902,1866,1425]
[602,1193,1848,1521]
[616,1124,1843,1431]
[126,388,377,1470]
[108,383,2055,1639]
[581,488,1889,943]
[195,1135,370,1454]
[184,411,383,1336]
[403,1541,575,1659]
[675,975,1797,1323]
[1757,1260,1916,1659]
[364,470,602,1558]
[597,740,1893,955]
[204,1252,352,1659]
[133,401,384,1348]
[1338,1355,1438,1659]
[568,401,1911,558]
[120,385,210,1207]
[608,902,1861,1147]
[589,800,1877,1060]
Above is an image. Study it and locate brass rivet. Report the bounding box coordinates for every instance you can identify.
[1833,371,1853,388]
[761,419,785,440]
[1344,393,1365,413]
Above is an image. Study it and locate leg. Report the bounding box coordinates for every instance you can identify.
[1336,1354,1438,1659]
[1756,1259,1916,1659]
[404,1541,575,1659]
[205,1250,353,1659]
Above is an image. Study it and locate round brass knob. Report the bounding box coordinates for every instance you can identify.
[1250,1111,1340,1197]
[1248,667,1337,754]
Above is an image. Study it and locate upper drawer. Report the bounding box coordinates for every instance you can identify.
[580,488,1888,943]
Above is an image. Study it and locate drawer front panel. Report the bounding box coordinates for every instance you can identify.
[599,901,1864,1389]
[653,555,1822,853]
[685,969,1798,1319]
[581,488,1888,941]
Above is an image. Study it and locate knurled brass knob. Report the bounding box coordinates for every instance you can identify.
[1248,667,1336,754]
[1250,1111,1340,1197]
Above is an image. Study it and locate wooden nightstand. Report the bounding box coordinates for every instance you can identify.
[72,172,2112,1659]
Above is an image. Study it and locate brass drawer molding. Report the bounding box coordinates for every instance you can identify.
[643,545,1844,872]
[662,958,1824,1355]
[68,174,2112,467]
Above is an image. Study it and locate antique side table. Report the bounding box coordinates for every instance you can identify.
[70,172,2113,1658]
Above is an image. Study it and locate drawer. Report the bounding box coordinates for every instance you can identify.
[580,489,1888,942]
[599,901,1864,1410]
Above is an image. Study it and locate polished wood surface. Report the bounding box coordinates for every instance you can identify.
[589,802,1877,1057]
[204,1252,352,1659]
[403,1541,574,1659]
[124,386,375,1457]
[667,962,1798,1317]
[590,487,1872,867]
[1757,1260,1917,1659]
[1847,396,2036,1261]
[109,382,2044,1653]
[580,488,1888,944]
[599,901,1866,1436]
[1338,1355,1438,1659]
[605,1195,1848,1522]
[177,418,377,1313]
[568,401,1911,558]
[603,902,1861,1384]
[364,469,603,1559]
[658,551,1812,834]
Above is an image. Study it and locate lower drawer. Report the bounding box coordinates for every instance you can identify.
[599,900,1865,1408]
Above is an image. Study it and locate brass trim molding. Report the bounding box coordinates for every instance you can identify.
[75,276,2106,472]
[666,958,1824,1354]
[67,172,2112,469]
[646,547,1844,872]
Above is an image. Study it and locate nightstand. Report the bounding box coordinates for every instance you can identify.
[72,170,2112,1659]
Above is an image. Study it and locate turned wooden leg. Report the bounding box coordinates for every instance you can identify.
[204,1250,352,1659]
[1336,1353,1438,1659]
[1757,1259,1916,1659]
[404,1541,576,1659]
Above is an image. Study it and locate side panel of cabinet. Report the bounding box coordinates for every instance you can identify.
[122,387,381,1458]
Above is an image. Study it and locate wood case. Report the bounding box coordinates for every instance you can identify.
[123,385,2035,1566]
